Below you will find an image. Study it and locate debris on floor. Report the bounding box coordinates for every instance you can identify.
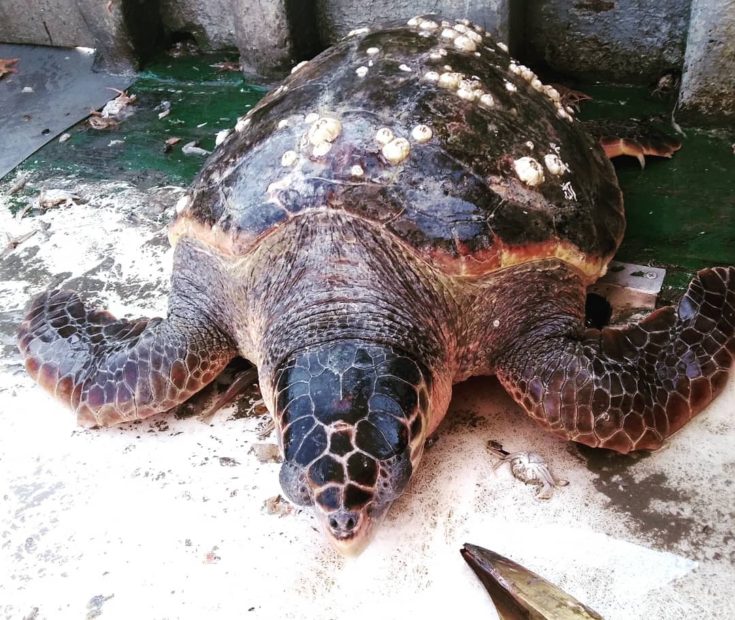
[263,495,294,517]
[249,443,282,464]
[0,57,19,79]
[2,229,37,258]
[181,141,211,156]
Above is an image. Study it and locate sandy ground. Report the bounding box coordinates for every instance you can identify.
[1,177,734,620]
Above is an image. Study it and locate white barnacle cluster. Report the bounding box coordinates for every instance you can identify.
[457,77,484,102]
[507,60,571,121]
[304,115,342,159]
[437,71,462,90]
[431,67,496,110]
[290,60,308,75]
[543,153,569,176]
[375,127,394,145]
[347,27,369,37]
[373,122,434,166]
[356,66,369,78]
[235,117,250,133]
[429,47,448,61]
[411,124,433,143]
[174,194,191,214]
[281,150,298,167]
[436,19,483,53]
[479,93,495,109]
[382,138,411,165]
[514,156,545,187]
[408,16,439,34]
[215,129,231,146]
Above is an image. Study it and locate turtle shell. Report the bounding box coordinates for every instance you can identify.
[170,17,623,280]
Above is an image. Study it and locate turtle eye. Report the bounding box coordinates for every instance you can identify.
[374,447,413,503]
[279,460,313,506]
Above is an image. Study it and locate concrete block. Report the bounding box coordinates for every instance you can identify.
[315,0,513,47]
[524,0,690,83]
[0,0,162,73]
[73,0,144,72]
[159,0,237,49]
[678,0,735,124]
[232,0,322,80]
[232,0,292,79]
[0,0,96,48]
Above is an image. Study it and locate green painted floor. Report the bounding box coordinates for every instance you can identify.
[4,53,734,298]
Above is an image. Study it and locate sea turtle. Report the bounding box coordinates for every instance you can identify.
[18,16,735,554]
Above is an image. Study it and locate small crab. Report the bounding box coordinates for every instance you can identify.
[651,72,681,99]
[488,441,569,499]
[550,83,592,112]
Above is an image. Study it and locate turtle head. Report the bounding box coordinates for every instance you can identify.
[273,341,431,554]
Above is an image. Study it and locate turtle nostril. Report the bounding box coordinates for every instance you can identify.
[327,510,360,535]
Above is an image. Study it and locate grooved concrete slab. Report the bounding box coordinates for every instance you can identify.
[0,44,133,181]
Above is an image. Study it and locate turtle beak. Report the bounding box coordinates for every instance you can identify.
[316,504,389,556]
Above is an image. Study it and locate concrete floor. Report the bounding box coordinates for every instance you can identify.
[1,177,734,620]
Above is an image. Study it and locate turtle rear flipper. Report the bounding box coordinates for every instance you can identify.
[495,266,734,453]
[18,259,237,427]
[584,118,682,167]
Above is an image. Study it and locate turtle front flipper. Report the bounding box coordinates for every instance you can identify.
[494,266,734,453]
[18,245,238,427]
[583,119,682,167]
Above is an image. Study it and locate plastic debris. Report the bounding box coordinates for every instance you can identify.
[182,141,211,156]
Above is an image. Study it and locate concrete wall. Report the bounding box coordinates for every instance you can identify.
[0,0,95,48]
[677,0,735,124]
[315,0,512,45]
[0,0,158,72]
[1,0,735,121]
[159,0,236,49]
[524,0,691,83]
